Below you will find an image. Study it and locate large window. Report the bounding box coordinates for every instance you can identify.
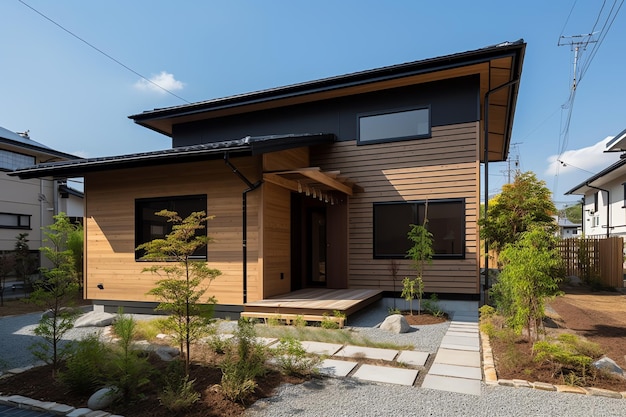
[358,107,430,145]
[0,213,31,229]
[135,194,207,260]
[0,150,35,171]
[373,199,465,259]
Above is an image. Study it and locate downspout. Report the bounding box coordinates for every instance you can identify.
[483,77,521,300]
[586,184,610,238]
[224,152,263,304]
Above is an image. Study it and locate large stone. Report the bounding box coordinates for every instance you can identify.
[380,314,411,334]
[74,311,116,327]
[87,387,119,410]
[593,356,624,378]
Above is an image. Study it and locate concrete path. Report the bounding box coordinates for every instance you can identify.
[422,312,482,395]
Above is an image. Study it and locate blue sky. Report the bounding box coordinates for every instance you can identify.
[2,1,624,207]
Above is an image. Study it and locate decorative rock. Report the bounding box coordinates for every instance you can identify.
[41,307,80,319]
[532,381,557,391]
[592,356,624,378]
[555,385,587,395]
[74,311,116,328]
[379,314,411,334]
[87,386,119,410]
[155,345,181,361]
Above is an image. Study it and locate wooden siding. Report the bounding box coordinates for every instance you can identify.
[260,181,291,299]
[84,157,263,305]
[311,122,481,295]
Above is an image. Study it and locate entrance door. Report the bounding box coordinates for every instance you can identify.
[307,208,327,286]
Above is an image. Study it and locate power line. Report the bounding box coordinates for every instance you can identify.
[18,0,191,104]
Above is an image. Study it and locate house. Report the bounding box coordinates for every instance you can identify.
[0,126,82,269]
[565,128,626,238]
[553,215,581,238]
[12,41,526,316]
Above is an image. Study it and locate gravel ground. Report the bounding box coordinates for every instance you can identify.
[245,378,625,417]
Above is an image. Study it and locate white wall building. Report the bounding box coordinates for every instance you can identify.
[565,128,626,238]
[0,126,82,260]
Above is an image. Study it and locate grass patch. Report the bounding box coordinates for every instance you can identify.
[128,318,169,341]
[254,324,413,350]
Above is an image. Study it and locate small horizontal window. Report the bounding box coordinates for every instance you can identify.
[358,107,430,145]
[0,213,31,229]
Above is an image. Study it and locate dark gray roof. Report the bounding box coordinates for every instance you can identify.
[10,133,335,179]
[605,127,626,152]
[565,157,626,195]
[0,126,79,160]
[130,40,526,137]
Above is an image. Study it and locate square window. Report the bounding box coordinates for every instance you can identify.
[135,195,207,260]
[373,199,465,259]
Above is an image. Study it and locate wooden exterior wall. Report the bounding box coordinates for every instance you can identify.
[311,121,481,295]
[83,156,262,305]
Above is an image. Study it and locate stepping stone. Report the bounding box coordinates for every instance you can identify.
[434,348,481,367]
[334,345,398,361]
[429,363,482,380]
[397,351,429,367]
[317,359,358,377]
[439,343,480,352]
[301,341,343,356]
[440,335,479,347]
[422,374,481,396]
[446,330,478,337]
[451,316,478,323]
[352,364,418,386]
[254,337,278,346]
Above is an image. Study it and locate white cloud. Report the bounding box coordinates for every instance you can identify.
[545,136,621,177]
[134,71,184,94]
[71,150,89,158]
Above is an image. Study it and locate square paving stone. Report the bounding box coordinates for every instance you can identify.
[397,350,429,367]
[446,330,479,337]
[429,363,482,380]
[422,374,481,396]
[317,359,358,377]
[334,345,398,361]
[441,335,479,347]
[434,348,481,367]
[439,343,480,352]
[352,364,418,386]
[301,341,343,356]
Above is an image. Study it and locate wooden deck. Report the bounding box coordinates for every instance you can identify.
[242,288,383,321]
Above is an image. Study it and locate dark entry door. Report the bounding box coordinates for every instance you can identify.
[307,207,327,286]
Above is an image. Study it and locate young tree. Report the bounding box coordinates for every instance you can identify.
[14,233,38,293]
[480,171,557,256]
[138,210,221,374]
[491,226,563,341]
[30,213,82,376]
[404,206,433,315]
[0,252,16,306]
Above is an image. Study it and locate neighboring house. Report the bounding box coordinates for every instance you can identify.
[12,41,526,314]
[565,128,626,238]
[0,126,82,267]
[553,215,581,238]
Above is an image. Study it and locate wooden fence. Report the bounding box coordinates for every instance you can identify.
[557,236,624,288]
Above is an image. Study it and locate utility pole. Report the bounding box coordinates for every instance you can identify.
[503,142,521,183]
[558,34,597,91]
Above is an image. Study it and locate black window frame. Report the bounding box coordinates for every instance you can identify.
[373,199,465,260]
[135,194,208,261]
[357,105,431,145]
[0,212,31,229]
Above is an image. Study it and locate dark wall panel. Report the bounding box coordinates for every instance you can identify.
[173,75,479,146]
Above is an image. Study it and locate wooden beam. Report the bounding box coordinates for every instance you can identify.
[299,170,354,196]
[263,173,300,193]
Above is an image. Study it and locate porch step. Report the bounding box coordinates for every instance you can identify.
[239,311,345,328]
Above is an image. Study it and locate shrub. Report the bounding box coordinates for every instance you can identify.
[205,324,233,354]
[60,333,110,395]
[292,315,307,327]
[219,318,268,402]
[533,333,602,385]
[108,311,152,404]
[274,337,320,376]
[159,360,200,411]
[422,293,444,317]
[320,310,345,329]
[478,305,496,320]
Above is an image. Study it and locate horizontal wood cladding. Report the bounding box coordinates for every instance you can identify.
[263,147,309,172]
[311,122,480,295]
[84,157,263,305]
